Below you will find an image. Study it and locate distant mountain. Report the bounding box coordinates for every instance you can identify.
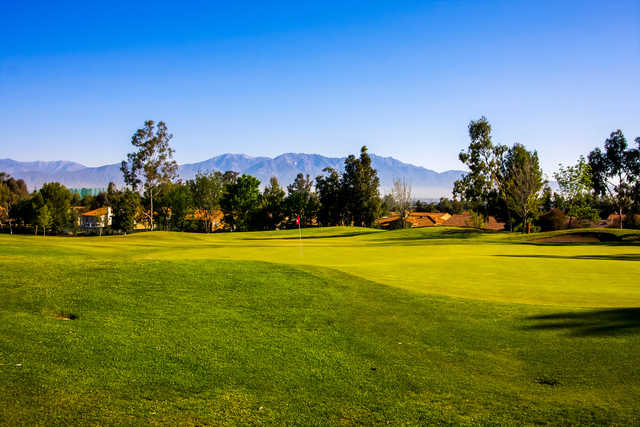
[0,154,464,198]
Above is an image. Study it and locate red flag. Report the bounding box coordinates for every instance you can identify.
[296,215,300,225]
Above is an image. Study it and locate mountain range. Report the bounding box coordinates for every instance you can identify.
[0,154,464,199]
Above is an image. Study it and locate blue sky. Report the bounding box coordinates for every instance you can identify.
[1,1,638,175]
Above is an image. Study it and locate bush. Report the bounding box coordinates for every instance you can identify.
[538,208,567,231]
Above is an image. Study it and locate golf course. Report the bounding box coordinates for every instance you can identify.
[1,227,640,425]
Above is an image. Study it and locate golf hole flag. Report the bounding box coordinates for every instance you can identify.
[296,215,300,225]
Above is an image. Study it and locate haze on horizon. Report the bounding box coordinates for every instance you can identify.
[1,1,638,176]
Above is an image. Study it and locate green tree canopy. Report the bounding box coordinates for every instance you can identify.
[342,146,381,227]
[316,167,344,226]
[453,117,508,217]
[503,144,544,233]
[112,190,140,234]
[256,177,286,230]
[0,173,29,233]
[554,156,599,227]
[588,130,640,228]
[285,173,319,227]
[220,174,261,232]
[121,120,178,231]
[39,182,72,234]
[188,171,224,232]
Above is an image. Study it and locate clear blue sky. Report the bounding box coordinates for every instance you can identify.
[1,1,638,175]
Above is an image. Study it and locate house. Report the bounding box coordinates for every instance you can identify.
[376,212,452,229]
[376,211,506,230]
[80,207,112,229]
[406,212,451,227]
[441,211,506,230]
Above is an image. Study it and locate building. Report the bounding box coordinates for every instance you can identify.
[376,211,506,230]
[376,212,451,229]
[80,207,112,229]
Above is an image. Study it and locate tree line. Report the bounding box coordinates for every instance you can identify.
[452,117,640,232]
[2,118,639,235]
[0,121,384,235]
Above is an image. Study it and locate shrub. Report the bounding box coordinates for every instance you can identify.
[538,208,567,231]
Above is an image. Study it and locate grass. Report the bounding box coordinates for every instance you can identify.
[0,227,639,425]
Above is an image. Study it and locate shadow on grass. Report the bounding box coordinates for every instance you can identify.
[524,308,640,337]
[371,228,490,242]
[495,254,640,261]
[519,231,640,247]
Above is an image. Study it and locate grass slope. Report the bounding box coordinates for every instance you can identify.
[1,227,639,425]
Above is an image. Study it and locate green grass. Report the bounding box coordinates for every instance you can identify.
[1,227,639,425]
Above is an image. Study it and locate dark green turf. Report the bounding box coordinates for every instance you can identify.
[1,251,639,425]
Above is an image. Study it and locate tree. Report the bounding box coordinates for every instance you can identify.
[188,171,224,232]
[466,210,486,229]
[437,197,465,214]
[588,130,640,229]
[554,156,599,227]
[540,184,554,213]
[256,177,286,230]
[112,190,140,234]
[0,173,28,234]
[453,117,508,218]
[635,136,640,213]
[503,144,544,233]
[70,208,80,236]
[381,193,396,216]
[220,174,261,231]
[285,173,319,227]
[121,120,178,231]
[39,182,72,234]
[316,168,344,226]
[36,204,51,236]
[391,177,412,228]
[342,146,382,227]
[166,183,193,231]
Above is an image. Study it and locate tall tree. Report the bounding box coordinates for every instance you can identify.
[453,117,508,218]
[166,183,194,231]
[112,190,140,234]
[220,174,261,231]
[588,130,640,229]
[634,137,640,213]
[121,120,178,231]
[257,177,286,230]
[36,204,51,236]
[39,182,72,234]
[316,168,344,226]
[285,173,319,226]
[342,146,381,227]
[554,156,599,227]
[0,173,28,234]
[503,144,544,233]
[188,171,224,232]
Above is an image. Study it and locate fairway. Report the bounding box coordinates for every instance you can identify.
[1,227,640,425]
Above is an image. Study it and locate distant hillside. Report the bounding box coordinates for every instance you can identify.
[0,154,464,198]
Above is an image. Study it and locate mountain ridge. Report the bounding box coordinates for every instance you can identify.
[0,154,464,198]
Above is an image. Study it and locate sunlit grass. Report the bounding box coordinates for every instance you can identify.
[1,227,639,424]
